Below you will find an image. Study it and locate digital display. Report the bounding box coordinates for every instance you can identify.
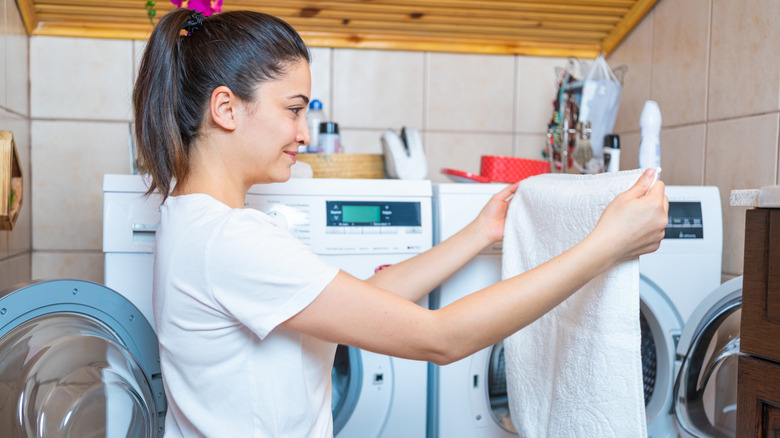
[665,201,703,239]
[342,205,381,223]
[326,201,421,227]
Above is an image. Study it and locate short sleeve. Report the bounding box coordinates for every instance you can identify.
[207,209,339,339]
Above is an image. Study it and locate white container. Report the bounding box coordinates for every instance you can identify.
[603,134,621,172]
[305,99,326,153]
[639,100,662,169]
[318,122,340,154]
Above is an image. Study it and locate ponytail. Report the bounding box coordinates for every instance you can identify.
[132,9,310,200]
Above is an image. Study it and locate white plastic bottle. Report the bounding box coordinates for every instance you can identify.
[304,99,326,153]
[638,100,662,169]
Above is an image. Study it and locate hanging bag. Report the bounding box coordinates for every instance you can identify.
[579,54,624,160]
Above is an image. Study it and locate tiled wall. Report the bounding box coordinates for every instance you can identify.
[28,37,568,282]
[607,0,780,278]
[25,0,766,282]
[0,0,31,290]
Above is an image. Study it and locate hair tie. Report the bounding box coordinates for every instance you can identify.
[182,10,205,36]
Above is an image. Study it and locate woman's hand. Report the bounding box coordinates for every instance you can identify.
[471,182,520,244]
[589,168,669,263]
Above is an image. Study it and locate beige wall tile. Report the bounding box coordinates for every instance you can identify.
[32,251,103,283]
[651,0,709,127]
[617,131,641,172]
[428,53,515,132]
[514,133,547,161]
[708,0,780,120]
[608,9,654,134]
[6,113,31,255]
[32,120,130,251]
[309,47,331,115]
[425,132,513,183]
[658,124,706,186]
[0,0,7,109]
[0,253,31,290]
[515,56,568,134]
[332,49,424,129]
[705,113,779,275]
[30,36,133,121]
[132,39,147,95]
[5,0,28,116]
[339,128,385,155]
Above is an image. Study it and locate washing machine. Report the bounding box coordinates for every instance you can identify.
[0,279,166,437]
[103,174,433,438]
[428,183,740,438]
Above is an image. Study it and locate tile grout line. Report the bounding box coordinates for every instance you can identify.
[703,0,713,186]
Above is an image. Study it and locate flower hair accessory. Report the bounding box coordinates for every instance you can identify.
[146,0,223,26]
[172,0,223,17]
[182,10,205,35]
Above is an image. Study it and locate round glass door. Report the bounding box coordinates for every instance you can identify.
[675,289,741,437]
[486,341,517,434]
[0,312,158,437]
[331,344,361,435]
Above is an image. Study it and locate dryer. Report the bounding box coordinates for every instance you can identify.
[429,183,738,438]
[103,175,433,438]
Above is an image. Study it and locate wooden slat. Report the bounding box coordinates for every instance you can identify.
[18,0,652,58]
[600,0,659,53]
[34,4,615,33]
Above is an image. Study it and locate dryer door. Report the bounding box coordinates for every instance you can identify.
[332,345,393,438]
[674,276,742,438]
[0,280,165,437]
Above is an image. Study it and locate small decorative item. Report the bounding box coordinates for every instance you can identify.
[0,131,23,230]
[145,0,156,25]
[146,0,223,26]
[171,0,223,16]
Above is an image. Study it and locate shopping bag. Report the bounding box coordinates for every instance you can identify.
[579,54,623,159]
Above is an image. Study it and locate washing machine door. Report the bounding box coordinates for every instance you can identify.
[331,345,393,438]
[639,274,684,437]
[0,280,165,437]
[674,276,742,438]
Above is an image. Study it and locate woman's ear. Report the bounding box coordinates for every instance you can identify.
[210,86,237,131]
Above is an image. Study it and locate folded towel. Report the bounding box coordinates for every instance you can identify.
[502,169,647,438]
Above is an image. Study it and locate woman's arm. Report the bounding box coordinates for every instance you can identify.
[365,182,518,303]
[283,169,668,365]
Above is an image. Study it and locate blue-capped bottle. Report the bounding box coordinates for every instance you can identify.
[304,99,327,153]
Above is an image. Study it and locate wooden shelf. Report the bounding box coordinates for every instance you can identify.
[15,0,658,57]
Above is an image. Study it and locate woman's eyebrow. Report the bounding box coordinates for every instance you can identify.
[288,94,310,105]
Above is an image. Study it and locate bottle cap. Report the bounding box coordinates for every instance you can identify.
[640,100,662,127]
[309,99,323,110]
[603,134,620,149]
[319,122,339,134]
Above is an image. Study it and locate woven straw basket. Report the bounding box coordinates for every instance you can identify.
[297,153,386,179]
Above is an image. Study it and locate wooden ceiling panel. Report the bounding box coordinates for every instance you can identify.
[15,0,658,57]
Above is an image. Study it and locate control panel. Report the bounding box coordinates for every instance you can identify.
[245,194,432,255]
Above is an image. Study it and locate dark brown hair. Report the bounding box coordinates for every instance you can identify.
[133,9,310,199]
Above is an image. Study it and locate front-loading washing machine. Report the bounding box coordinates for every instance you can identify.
[0,279,166,437]
[103,174,432,438]
[429,182,740,438]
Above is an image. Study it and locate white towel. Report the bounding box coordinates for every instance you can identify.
[502,169,647,438]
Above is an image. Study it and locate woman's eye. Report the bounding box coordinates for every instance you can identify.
[291,107,303,115]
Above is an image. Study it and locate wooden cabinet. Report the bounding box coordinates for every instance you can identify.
[737,208,780,437]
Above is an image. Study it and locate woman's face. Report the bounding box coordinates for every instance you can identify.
[234,58,311,185]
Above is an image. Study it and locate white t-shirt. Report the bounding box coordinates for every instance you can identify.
[153,193,340,437]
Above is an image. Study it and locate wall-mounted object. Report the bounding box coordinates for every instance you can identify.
[0,131,23,230]
[14,0,659,57]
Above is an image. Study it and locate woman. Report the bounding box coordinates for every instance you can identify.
[133,9,668,437]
